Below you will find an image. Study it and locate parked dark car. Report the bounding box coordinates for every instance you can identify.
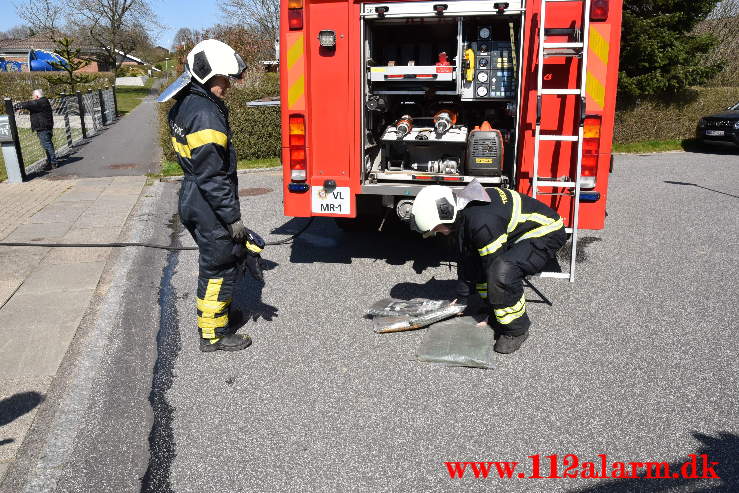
[696,102,739,146]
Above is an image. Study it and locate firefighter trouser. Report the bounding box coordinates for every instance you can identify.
[479,230,566,336]
[179,178,246,340]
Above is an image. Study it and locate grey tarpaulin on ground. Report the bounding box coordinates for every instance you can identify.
[416,316,496,369]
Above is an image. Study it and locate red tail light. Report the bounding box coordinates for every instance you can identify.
[581,116,602,184]
[288,9,303,30]
[590,0,609,21]
[289,115,306,181]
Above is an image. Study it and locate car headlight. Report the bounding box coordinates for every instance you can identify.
[698,118,706,128]
[734,120,739,130]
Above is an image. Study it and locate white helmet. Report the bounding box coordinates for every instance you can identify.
[188,39,247,85]
[410,185,458,237]
[157,39,247,103]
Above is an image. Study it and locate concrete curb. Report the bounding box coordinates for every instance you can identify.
[158,166,281,182]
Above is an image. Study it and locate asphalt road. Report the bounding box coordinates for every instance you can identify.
[5,148,738,492]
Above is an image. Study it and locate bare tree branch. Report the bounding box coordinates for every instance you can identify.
[219,0,279,43]
[66,0,161,71]
[15,0,64,38]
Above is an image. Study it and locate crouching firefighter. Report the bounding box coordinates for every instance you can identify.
[158,39,265,353]
[410,180,566,354]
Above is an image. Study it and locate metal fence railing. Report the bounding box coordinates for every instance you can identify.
[4,87,116,174]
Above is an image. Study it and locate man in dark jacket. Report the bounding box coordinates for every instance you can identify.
[160,39,264,353]
[16,89,57,169]
[411,180,567,354]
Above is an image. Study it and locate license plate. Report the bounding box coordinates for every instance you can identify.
[311,186,351,215]
[705,130,724,136]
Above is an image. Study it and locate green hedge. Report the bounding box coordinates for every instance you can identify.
[159,72,280,162]
[0,72,115,112]
[614,86,739,144]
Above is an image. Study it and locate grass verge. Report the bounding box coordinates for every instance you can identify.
[612,138,704,153]
[0,127,71,181]
[116,78,156,115]
[152,157,281,178]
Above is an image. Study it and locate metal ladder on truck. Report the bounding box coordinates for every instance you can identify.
[532,0,592,282]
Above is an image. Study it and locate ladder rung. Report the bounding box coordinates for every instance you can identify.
[544,50,582,58]
[544,42,584,49]
[539,135,579,142]
[537,181,577,187]
[540,88,581,95]
[540,272,571,279]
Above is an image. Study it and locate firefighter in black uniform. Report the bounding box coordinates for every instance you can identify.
[410,179,566,354]
[159,39,264,353]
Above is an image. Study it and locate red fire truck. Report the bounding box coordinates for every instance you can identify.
[279,0,623,280]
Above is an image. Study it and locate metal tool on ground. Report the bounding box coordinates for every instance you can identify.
[367,297,465,333]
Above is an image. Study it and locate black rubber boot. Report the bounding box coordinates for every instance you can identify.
[494,330,529,354]
[200,333,252,353]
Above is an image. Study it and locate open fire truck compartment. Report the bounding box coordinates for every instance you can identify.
[361,3,525,191]
[280,0,623,242]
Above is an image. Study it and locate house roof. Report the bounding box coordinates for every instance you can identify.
[0,32,99,54]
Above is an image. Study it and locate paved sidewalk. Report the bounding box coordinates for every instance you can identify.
[49,82,163,178]
[0,175,146,482]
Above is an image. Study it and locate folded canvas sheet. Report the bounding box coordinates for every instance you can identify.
[416,316,496,369]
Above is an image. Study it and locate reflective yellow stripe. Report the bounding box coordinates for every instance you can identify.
[515,218,564,243]
[198,278,229,329]
[589,26,609,65]
[494,295,526,325]
[286,33,304,70]
[172,137,191,158]
[521,212,555,226]
[203,278,223,301]
[171,130,228,159]
[586,72,606,110]
[476,282,488,299]
[288,74,305,108]
[479,233,508,257]
[198,314,229,329]
[186,129,227,149]
[245,242,263,254]
[201,327,217,339]
[507,190,522,233]
[196,298,229,316]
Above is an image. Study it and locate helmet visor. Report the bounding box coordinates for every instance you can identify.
[157,69,192,103]
[229,54,247,80]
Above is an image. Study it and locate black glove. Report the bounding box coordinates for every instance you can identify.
[227,220,247,243]
[244,228,265,255]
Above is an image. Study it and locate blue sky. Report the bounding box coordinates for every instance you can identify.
[0,0,223,50]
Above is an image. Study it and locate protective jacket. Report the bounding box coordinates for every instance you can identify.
[168,82,246,340]
[17,97,53,131]
[455,181,566,335]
